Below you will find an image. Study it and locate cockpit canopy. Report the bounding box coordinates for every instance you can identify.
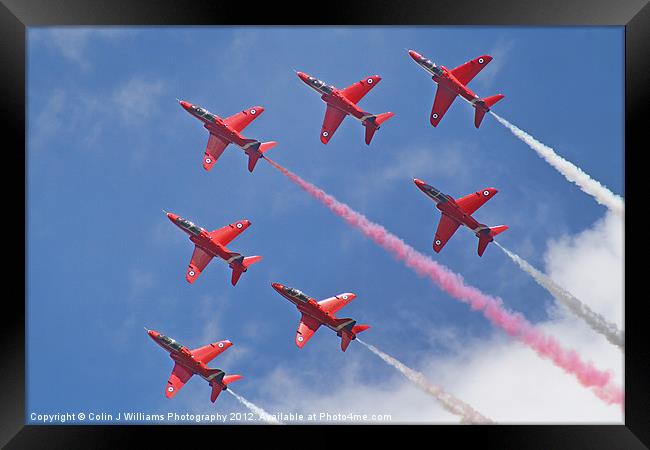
[418,56,434,68]
[422,184,447,200]
[177,217,202,235]
[285,287,311,303]
[160,335,183,352]
[423,184,440,195]
[418,57,442,74]
[307,77,334,94]
[192,105,216,121]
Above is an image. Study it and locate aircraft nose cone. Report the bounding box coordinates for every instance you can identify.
[146,329,159,339]
[296,71,309,82]
[413,178,430,192]
[166,212,178,222]
[271,282,284,291]
[408,50,422,61]
[179,100,191,110]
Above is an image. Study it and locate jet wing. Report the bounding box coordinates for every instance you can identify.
[203,133,230,171]
[433,214,461,253]
[455,188,498,216]
[223,106,264,133]
[187,245,213,284]
[166,363,193,399]
[190,340,231,365]
[296,313,321,348]
[320,105,347,144]
[318,293,356,315]
[430,86,457,127]
[340,75,381,104]
[209,220,252,246]
[450,55,493,86]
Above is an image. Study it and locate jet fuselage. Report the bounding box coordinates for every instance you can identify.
[414,180,489,235]
[146,329,231,383]
[408,51,490,112]
[179,100,258,149]
[296,72,371,122]
[166,212,236,261]
[271,283,355,333]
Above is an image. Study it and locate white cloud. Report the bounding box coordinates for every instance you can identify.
[544,211,624,326]
[29,76,167,156]
[112,77,166,123]
[30,89,67,149]
[212,29,260,80]
[31,28,134,70]
[128,268,157,298]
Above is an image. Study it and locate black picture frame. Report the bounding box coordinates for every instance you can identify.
[3,0,647,447]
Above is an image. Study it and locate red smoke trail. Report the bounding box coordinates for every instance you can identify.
[265,157,623,406]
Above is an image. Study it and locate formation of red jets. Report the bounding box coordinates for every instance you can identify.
[149,49,507,404]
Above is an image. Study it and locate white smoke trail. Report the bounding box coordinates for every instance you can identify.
[356,338,494,424]
[494,241,624,350]
[226,389,284,424]
[491,112,624,216]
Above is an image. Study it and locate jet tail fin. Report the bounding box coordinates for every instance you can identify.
[474,94,504,128]
[477,225,509,256]
[336,319,370,352]
[474,109,487,128]
[247,141,277,172]
[209,373,242,403]
[230,255,263,286]
[363,112,394,145]
[210,383,224,403]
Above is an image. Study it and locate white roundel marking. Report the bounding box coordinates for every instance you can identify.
[250,109,256,115]
[435,239,441,245]
[297,336,304,342]
[342,295,349,300]
[218,342,224,348]
[367,78,373,84]
[483,190,490,196]
[432,113,438,119]
[322,131,329,137]
[168,386,174,392]
[478,58,484,64]
[236,222,243,229]
[189,270,195,276]
[205,158,212,164]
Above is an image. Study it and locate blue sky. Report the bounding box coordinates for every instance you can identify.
[27,27,624,423]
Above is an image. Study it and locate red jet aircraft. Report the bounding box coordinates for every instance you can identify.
[413,179,508,256]
[178,100,277,172]
[146,328,242,403]
[166,212,262,286]
[296,71,394,145]
[271,283,369,352]
[407,49,504,128]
